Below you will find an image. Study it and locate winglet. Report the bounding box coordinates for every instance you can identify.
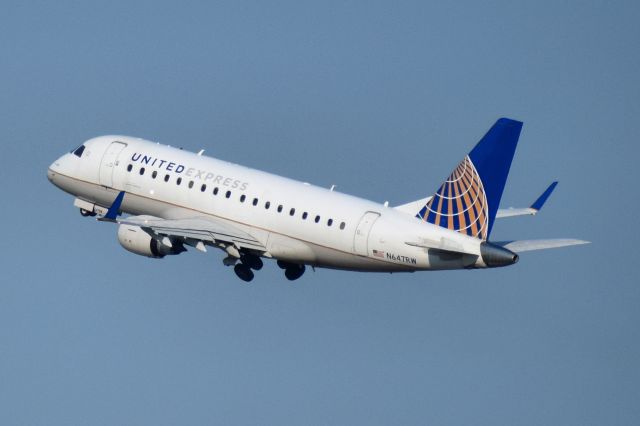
[530,181,558,211]
[102,191,125,221]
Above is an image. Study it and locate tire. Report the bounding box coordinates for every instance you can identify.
[234,264,254,282]
[285,265,305,281]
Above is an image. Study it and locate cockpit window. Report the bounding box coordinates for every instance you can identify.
[71,145,85,158]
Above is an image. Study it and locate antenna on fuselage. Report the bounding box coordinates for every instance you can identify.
[330,184,336,191]
[197,149,205,156]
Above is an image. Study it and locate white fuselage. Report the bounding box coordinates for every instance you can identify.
[48,136,487,272]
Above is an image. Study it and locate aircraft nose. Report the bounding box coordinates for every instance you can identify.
[47,166,58,182]
[47,156,64,182]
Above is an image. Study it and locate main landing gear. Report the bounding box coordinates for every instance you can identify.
[231,252,264,282]
[277,260,306,281]
[227,253,307,282]
[234,263,254,282]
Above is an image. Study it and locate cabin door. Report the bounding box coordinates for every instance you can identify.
[353,211,381,256]
[99,142,127,187]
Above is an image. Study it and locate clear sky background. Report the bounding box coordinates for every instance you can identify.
[1,1,638,425]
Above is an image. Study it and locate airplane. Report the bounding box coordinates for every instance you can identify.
[47,118,588,282]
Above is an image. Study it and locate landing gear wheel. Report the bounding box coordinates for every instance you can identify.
[277,260,289,269]
[241,254,264,270]
[80,208,96,217]
[285,265,306,281]
[234,264,254,282]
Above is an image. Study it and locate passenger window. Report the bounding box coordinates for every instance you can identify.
[201,184,206,192]
[277,205,283,213]
[176,177,182,185]
[265,201,271,209]
[240,194,246,203]
[213,187,219,195]
[289,208,295,216]
[302,212,308,220]
[226,190,231,198]
[314,215,320,223]
[340,222,346,230]
[139,167,145,175]
[164,174,170,182]
[252,198,258,206]
[327,219,333,226]
[152,170,157,179]
[188,181,194,189]
[127,164,133,172]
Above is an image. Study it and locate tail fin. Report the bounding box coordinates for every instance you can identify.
[416,118,522,240]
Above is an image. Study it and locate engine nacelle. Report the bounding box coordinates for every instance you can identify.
[117,224,185,258]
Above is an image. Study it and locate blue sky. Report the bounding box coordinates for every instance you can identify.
[1,1,638,425]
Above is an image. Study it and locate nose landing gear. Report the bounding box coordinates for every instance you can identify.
[80,208,96,217]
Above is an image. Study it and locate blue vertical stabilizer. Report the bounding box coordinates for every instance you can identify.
[416,118,522,240]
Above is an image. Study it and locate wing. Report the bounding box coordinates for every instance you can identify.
[118,215,267,253]
[99,191,267,254]
[496,181,558,219]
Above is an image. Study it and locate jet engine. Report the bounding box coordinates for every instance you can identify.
[117,224,185,258]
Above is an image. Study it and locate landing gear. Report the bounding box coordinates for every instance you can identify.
[228,251,263,282]
[223,255,238,266]
[228,253,305,282]
[276,260,306,280]
[241,253,263,271]
[234,263,254,282]
[284,264,306,281]
[79,208,96,217]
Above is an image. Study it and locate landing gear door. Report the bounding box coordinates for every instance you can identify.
[353,211,381,256]
[99,142,127,187]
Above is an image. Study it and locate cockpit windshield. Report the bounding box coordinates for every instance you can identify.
[71,145,85,158]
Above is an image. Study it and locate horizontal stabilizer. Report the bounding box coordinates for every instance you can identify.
[496,181,558,219]
[495,207,537,218]
[496,239,589,253]
[531,181,558,211]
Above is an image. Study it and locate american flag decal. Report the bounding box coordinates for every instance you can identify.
[372,249,385,258]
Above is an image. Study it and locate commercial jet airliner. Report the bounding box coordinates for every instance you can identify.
[48,118,588,282]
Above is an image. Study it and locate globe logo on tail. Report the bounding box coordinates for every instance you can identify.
[418,156,489,240]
